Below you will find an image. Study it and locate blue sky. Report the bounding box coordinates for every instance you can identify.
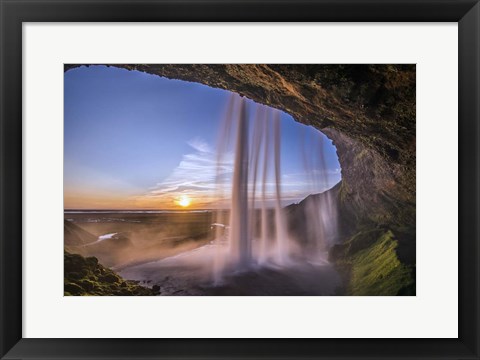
[64,65,341,209]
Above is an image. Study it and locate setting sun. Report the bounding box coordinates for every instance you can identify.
[177,195,191,208]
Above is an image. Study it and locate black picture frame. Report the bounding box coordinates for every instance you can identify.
[1,1,479,359]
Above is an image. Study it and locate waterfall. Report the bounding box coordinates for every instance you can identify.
[229,99,250,268]
[300,125,339,261]
[212,93,337,280]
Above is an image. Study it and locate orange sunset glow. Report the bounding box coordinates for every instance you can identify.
[176,195,192,208]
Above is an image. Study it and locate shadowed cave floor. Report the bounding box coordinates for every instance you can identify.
[118,243,344,296]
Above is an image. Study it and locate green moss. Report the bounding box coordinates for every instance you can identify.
[80,279,97,291]
[64,282,84,295]
[332,229,415,296]
[349,230,414,295]
[64,251,160,296]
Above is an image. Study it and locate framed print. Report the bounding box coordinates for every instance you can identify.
[1,0,479,359]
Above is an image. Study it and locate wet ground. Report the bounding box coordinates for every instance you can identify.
[118,243,343,296]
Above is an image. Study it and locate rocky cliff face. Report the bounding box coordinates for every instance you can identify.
[65,64,416,294]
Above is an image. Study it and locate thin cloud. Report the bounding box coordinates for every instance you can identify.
[141,137,233,203]
[137,136,340,208]
[187,137,213,153]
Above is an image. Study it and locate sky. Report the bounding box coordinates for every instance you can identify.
[64,65,341,210]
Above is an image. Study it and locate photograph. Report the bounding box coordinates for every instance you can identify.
[64,64,416,296]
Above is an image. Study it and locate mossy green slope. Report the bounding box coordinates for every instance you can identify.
[64,252,159,296]
[331,229,415,296]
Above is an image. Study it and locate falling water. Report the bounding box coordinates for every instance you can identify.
[229,99,250,268]
[213,94,338,281]
[300,125,339,261]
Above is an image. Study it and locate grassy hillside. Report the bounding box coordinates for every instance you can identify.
[64,220,96,255]
[330,228,415,296]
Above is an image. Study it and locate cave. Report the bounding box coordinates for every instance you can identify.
[64,64,416,295]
